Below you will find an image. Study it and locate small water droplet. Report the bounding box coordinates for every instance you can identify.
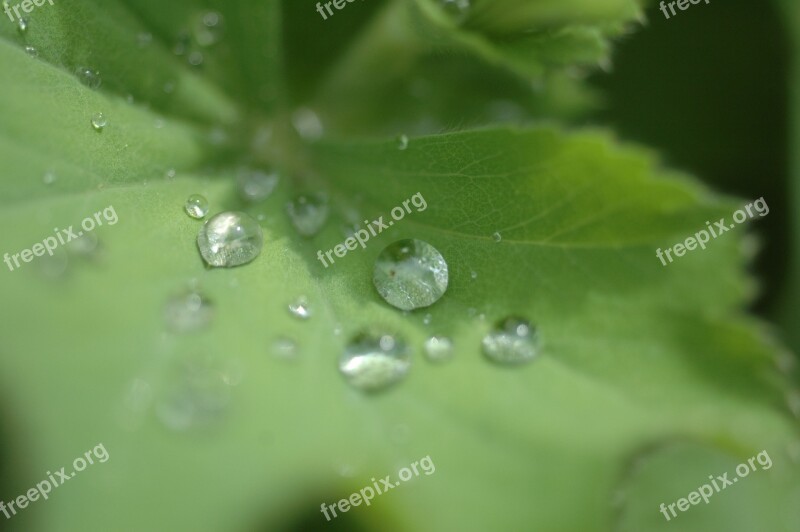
[164,291,213,333]
[197,211,263,268]
[286,193,329,237]
[291,107,324,141]
[397,134,409,150]
[373,239,449,311]
[76,67,102,90]
[194,11,224,47]
[482,317,540,365]
[273,337,298,360]
[288,296,312,320]
[439,0,470,23]
[340,332,410,392]
[163,81,175,94]
[492,231,502,242]
[237,168,279,202]
[185,194,209,219]
[423,335,453,362]
[470,270,478,279]
[172,30,191,56]
[422,313,432,325]
[155,356,231,431]
[164,168,176,179]
[68,231,99,256]
[17,17,27,32]
[24,45,37,58]
[187,50,204,67]
[42,170,56,185]
[91,112,107,131]
[154,119,165,129]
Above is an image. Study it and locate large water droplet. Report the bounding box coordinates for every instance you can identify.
[286,193,329,237]
[164,291,213,332]
[481,317,540,364]
[340,332,410,392]
[237,168,279,202]
[91,112,107,131]
[184,194,209,219]
[424,335,453,362]
[197,211,263,268]
[76,67,102,90]
[439,0,470,22]
[373,239,448,311]
[288,296,312,320]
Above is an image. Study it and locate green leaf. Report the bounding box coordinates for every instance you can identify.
[0,1,797,531]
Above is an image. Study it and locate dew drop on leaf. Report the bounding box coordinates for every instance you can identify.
[197,211,263,268]
[492,231,502,242]
[481,317,540,365]
[91,112,107,131]
[339,332,410,392]
[272,337,298,360]
[24,45,37,58]
[424,335,454,362]
[287,296,312,320]
[286,193,329,237]
[163,291,214,333]
[373,239,448,311]
[76,67,102,90]
[397,134,409,150]
[237,168,279,202]
[184,194,209,219]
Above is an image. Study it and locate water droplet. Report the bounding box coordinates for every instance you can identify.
[164,168,176,180]
[340,332,410,392]
[172,31,191,56]
[185,194,209,219]
[154,119,165,130]
[492,231,502,242]
[187,50,204,67]
[68,232,99,256]
[286,193,329,237]
[424,335,453,362]
[439,0,470,23]
[136,32,153,48]
[42,171,56,185]
[76,67,102,90]
[194,11,224,47]
[422,313,432,325]
[373,239,448,311]
[397,134,409,150]
[482,317,540,365]
[197,211,263,268]
[288,296,312,320]
[24,45,37,58]
[17,17,27,32]
[291,107,324,141]
[237,168,279,202]
[91,112,107,131]
[155,356,231,431]
[273,337,298,360]
[164,291,213,333]
[470,270,478,279]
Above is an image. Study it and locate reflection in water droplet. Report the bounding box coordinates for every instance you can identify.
[164,291,213,333]
[185,194,209,219]
[482,317,540,365]
[237,168,279,202]
[197,211,263,267]
[286,193,329,237]
[424,335,453,362]
[340,332,410,392]
[288,296,312,320]
[91,113,107,131]
[373,239,448,311]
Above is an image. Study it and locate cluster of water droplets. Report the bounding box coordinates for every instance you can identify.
[172,11,224,68]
